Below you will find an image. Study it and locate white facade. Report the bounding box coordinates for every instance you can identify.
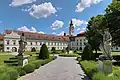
[111,46,120,51]
[4,31,69,52]
[70,36,87,51]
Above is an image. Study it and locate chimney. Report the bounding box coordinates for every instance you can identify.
[64,33,66,36]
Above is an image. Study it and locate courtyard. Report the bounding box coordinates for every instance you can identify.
[0,0,120,80]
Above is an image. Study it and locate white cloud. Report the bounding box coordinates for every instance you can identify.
[82,27,86,30]
[58,31,65,36]
[38,31,45,34]
[52,31,65,36]
[77,28,81,31]
[17,26,44,34]
[75,0,103,12]
[9,0,36,7]
[56,7,62,10]
[52,32,57,35]
[80,31,85,33]
[29,2,57,19]
[72,18,88,27]
[50,20,64,30]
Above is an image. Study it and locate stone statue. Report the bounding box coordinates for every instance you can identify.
[99,28,112,59]
[18,33,27,56]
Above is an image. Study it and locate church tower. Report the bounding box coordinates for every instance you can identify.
[69,20,74,36]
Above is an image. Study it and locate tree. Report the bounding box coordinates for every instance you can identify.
[39,44,49,59]
[104,1,120,46]
[81,44,93,60]
[86,15,105,53]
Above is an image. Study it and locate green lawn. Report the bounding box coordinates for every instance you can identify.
[0,55,14,65]
[24,51,39,55]
[93,51,120,55]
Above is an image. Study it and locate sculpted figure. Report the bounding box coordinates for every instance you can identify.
[18,33,27,56]
[99,28,112,59]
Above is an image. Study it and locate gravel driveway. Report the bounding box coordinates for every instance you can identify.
[18,56,86,80]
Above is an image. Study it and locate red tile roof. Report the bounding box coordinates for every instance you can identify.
[4,30,70,41]
[0,34,3,40]
[76,32,86,37]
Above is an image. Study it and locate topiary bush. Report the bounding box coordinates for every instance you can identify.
[39,44,49,59]
[23,63,35,73]
[81,44,93,60]
[7,68,19,80]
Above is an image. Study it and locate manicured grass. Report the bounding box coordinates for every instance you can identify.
[0,55,14,65]
[59,53,80,57]
[24,51,39,55]
[78,60,120,80]
[112,52,120,55]
[0,52,11,55]
[93,51,120,55]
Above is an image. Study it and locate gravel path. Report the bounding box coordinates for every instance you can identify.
[18,56,86,80]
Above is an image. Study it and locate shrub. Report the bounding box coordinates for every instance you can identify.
[74,50,77,53]
[32,60,41,69]
[92,72,112,80]
[31,47,36,52]
[23,63,35,73]
[81,44,93,60]
[0,72,10,80]
[39,44,49,59]
[7,68,19,80]
[0,65,8,73]
[61,50,65,53]
[16,67,26,76]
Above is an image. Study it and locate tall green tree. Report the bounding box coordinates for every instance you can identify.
[86,15,105,53]
[105,1,120,46]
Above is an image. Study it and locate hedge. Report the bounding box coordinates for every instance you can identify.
[0,56,57,80]
[23,63,35,73]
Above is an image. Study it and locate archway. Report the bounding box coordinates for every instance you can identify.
[12,47,17,52]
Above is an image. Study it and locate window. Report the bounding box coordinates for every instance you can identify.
[48,42,49,46]
[7,40,10,45]
[36,42,37,45]
[40,42,42,45]
[12,40,16,45]
[80,43,82,45]
[7,47,9,50]
[31,42,32,45]
[116,47,118,50]
[77,43,78,46]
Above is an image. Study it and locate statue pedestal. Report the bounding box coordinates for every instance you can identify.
[18,55,28,66]
[98,55,112,75]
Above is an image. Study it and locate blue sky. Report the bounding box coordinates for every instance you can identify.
[0,0,112,35]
